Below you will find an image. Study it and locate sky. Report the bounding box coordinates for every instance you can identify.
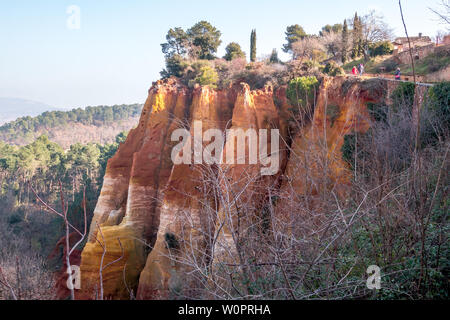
[0,0,446,110]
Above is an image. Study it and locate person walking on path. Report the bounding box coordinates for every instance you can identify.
[395,68,401,80]
[352,66,358,76]
[359,63,365,75]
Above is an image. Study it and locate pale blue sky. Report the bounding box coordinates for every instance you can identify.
[0,0,445,109]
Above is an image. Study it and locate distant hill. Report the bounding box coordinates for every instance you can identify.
[0,104,143,148]
[0,97,61,125]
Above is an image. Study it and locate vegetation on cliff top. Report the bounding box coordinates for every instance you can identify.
[159,11,397,90]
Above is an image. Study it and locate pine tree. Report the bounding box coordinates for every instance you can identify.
[282,24,307,54]
[341,20,349,63]
[250,29,257,62]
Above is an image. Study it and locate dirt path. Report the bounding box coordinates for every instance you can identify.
[346,73,434,87]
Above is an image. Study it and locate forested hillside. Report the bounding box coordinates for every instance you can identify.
[0,104,143,148]
[0,103,143,299]
[0,132,128,280]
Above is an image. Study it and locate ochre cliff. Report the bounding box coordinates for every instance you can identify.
[137,85,236,299]
[80,79,190,299]
[78,76,424,299]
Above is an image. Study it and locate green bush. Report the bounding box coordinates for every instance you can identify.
[367,102,388,123]
[161,54,190,78]
[370,41,394,57]
[223,42,245,61]
[188,63,219,88]
[428,81,450,130]
[323,61,345,76]
[391,82,415,110]
[419,81,450,147]
[286,76,319,108]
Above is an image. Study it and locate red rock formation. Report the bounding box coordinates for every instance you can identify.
[137,85,236,299]
[78,76,427,299]
[80,78,190,299]
[211,84,286,267]
[279,77,389,198]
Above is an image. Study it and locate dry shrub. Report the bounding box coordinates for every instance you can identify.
[291,37,326,62]
[0,222,56,300]
[159,85,448,300]
[232,62,287,89]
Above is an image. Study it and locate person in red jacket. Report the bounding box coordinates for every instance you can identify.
[352,66,358,75]
[395,68,401,80]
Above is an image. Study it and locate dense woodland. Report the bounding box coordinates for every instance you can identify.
[0,131,128,299]
[0,104,138,270]
[0,104,142,146]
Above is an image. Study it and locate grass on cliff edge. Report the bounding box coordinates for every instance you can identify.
[342,51,450,76]
[342,56,388,74]
[399,51,450,75]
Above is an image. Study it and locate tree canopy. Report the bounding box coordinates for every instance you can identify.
[282,24,307,54]
[319,23,343,36]
[161,27,189,58]
[187,20,222,60]
[223,42,246,61]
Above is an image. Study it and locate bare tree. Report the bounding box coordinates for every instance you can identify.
[291,37,326,62]
[429,0,450,30]
[360,11,394,59]
[30,181,87,300]
[321,31,342,58]
[0,266,17,300]
[0,217,56,300]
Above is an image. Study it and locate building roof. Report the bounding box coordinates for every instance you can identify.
[393,36,432,45]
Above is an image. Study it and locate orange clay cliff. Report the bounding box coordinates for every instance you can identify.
[73,76,428,299]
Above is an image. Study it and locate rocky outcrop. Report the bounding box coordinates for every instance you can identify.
[78,76,428,299]
[80,79,190,299]
[279,77,388,197]
[136,85,236,299]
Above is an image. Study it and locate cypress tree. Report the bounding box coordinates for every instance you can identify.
[351,12,361,59]
[269,48,279,64]
[341,20,349,63]
[250,29,257,62]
